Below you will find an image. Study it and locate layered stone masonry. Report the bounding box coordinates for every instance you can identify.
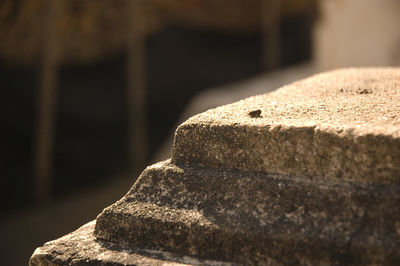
[31,68,400,265]
[173,68,400,184]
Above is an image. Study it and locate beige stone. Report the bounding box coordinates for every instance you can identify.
[30,221,230,265]
[173,68,400,183]
[30,68,400,265]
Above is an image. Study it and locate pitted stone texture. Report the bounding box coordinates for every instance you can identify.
[29,221,231,266]
[31,68,400,265]
[172,68,400,184]
[95,160,400,265]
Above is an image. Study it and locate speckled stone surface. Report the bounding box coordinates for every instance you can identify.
[30,220,231,266]
[173,68,400,184]
[30,68,400,265]
[95,160,400,265]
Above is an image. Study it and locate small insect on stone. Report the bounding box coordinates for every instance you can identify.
[248,109,262,118]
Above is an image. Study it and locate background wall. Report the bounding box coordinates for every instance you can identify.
[2,0,400,265]
[0,1,314,264]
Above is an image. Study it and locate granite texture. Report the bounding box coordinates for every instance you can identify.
[31,68,400,265]
[30,220,231,266]
[95,160,400,265]
[172,68,400,184]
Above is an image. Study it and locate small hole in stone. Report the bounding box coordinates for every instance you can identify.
[248,109,262,118]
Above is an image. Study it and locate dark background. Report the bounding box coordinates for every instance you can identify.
[0,1,314,265]
[1,17,312,212]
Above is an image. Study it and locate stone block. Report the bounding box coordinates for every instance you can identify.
[30,221,229,265]
[31,68,400,265]
[95,160,400,264]
[173,68,400,184]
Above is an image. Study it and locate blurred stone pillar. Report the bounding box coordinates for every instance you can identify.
[261,0,281,71]
[34,0,60,203]
[126,0,147,173]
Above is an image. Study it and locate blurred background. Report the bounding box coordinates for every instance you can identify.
[0,0,399,265]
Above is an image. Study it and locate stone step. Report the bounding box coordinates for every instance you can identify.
[31,68,400,265]
[173,68,400,184]
[95,160,400,265]
[30,221,231,266]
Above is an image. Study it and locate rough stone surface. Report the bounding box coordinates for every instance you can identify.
[30,220,231,266]
[95,160,400,265]
[31,68,400,265]
[172,68,400,184]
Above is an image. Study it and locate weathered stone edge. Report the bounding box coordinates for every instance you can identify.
[29,220,234,266]
[172,122,400,184]
[94,161,400,265]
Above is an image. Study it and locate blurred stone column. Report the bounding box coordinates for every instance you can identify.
[126,0,147,173]
[261,0,281,71]
[34,0,60,203]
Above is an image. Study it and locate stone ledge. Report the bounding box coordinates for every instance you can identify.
[30,68,400,265]
[172,68,400,184]
[29,221,232,266]
[94,160,400,265]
